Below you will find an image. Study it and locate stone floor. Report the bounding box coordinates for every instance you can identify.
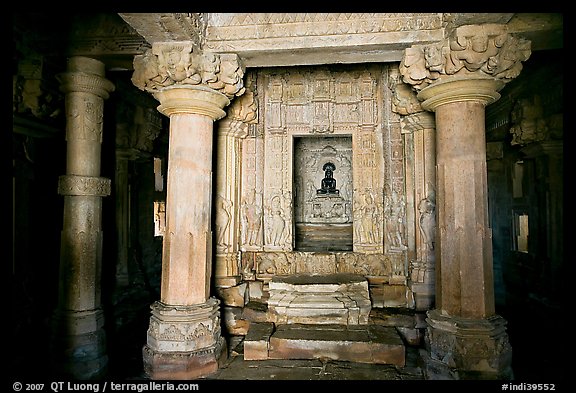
[202,336,424,380]
[102,290,565,382]
[13,281,562,382]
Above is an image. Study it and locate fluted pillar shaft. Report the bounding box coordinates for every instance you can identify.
[418,77,513,380]
[157,86,228,305]
[419,78,502,318]
[52,56,115,380]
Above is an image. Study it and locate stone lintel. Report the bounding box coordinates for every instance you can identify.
[417,77,504,112]
[205,13,444,67]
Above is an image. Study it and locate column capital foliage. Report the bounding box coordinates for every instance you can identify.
[399,24,531,92]
[132,41,245,100]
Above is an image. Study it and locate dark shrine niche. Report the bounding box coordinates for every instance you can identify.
[293,136,353,251]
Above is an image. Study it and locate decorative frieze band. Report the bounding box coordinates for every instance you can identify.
[58,175,111,197]
[131,41,245,99]
[399,24,531,92]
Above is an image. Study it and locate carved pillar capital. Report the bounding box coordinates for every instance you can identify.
[131,41,245,100]
[154,85,230,120]
[399,23,531,99]
[417,76,504,112]
[57,57,115,99]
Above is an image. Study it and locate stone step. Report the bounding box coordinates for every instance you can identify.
[244,322,405,366]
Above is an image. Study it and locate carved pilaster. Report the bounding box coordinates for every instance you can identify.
[215,75,258,287]
[398,110,437,311]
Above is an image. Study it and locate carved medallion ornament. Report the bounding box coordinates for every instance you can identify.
[399,24,531,92]
[131,41,245,99]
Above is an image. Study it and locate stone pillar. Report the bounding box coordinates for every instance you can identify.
[131,42,245,379]
[399,24,531,380]
[52,56,115,379]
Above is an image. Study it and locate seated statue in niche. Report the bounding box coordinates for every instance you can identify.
[317,162,339,195]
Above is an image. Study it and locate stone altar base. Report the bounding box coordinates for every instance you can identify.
[267,273,371,325]
[244,322,405,366]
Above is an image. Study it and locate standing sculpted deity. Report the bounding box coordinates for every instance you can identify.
[241,190,262,247]
[267,195,285,246]
[215,194,232,250]
[385,191,407,250]
[354,192,377,244]
[418,190,436,253]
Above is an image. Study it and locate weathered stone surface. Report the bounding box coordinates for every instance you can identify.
[217,282,248,307]
[371,285,408,308]
[267,324,405,366]
[241,300,269,323]
[247,280,264,300]
[268,274,371,325]
[222,307,250,336]
[243,322,275,360]
[143,337,227,380]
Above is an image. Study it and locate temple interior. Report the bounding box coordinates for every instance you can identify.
[11,13,564,381]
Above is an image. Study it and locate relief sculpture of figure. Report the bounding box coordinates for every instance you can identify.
[317,162,339,195]
[267,196,285,246]
[418,190,436,251]
[215,195,232,250]
[241,190,262,246]
[385,191,407,250]
[354,192,377,244]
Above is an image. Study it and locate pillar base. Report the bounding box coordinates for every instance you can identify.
[143,338,227,380]
[50,309,108,380]
[143,298,227,379]
[423,309,513,380]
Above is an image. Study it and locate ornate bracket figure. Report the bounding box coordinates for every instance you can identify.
[317,162,339,195]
